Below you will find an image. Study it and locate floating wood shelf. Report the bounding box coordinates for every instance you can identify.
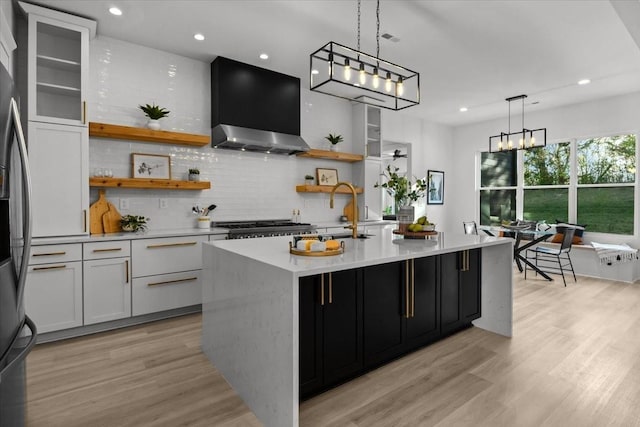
[296,185,363,194]
[90,177,211,190]
[296,149,364,163]
[89,122,210,147]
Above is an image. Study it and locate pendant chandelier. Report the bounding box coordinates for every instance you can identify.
[489,94,547,153]
[309,0,420,111]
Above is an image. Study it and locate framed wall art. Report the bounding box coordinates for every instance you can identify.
[316,168,339,186]
[132,153,171,179]
[427,170,444,205]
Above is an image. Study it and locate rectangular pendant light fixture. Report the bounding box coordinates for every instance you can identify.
[489,94,547,153]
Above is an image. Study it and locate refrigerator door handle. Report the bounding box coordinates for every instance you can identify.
[10,98,33,310]
[0,316,37,384]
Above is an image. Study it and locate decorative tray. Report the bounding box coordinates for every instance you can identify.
[289,241,345,256]
[393,229,438,239]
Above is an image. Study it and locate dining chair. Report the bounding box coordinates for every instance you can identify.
[524,227,577,286]
[463,221,478,235]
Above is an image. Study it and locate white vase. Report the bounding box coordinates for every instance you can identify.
[189,173,200,182]
[147,119,161,130]
[330,145,337,152]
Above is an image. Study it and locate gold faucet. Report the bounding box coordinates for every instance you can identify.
[330,181,358,239]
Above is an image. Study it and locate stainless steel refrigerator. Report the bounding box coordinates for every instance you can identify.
[0,62,37,426]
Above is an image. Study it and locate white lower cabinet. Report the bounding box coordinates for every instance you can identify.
[83,257,131,325]
[25,244,83,333]
[132,270,202,316]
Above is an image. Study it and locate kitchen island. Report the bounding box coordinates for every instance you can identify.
[201,226,513,427]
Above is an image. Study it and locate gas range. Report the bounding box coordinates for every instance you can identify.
[213,219,316,239]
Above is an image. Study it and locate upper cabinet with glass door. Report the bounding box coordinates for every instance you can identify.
[19,2,96,126]
[352,104,382,158]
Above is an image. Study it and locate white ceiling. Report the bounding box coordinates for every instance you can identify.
[29,0,640,127]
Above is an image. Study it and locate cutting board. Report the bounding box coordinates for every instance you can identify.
[89,189,110,234]
[343,199,358,222]
[102,204,122,233]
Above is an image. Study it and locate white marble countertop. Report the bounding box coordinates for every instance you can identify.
[31,227,229,245]
[205,225,512,277]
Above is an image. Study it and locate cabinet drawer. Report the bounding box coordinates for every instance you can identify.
[132,236,207,277]
[132,270,202,316]
[29,243,82,265]
[84,240,130,260]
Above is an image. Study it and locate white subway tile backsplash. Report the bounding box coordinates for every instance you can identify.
[87,36,355,230]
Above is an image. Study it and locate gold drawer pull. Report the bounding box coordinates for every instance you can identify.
[33,265,66,271]
[33,251,66,257]
[146,242,198,249]
[93,248,123,253]
[147,277,198,287]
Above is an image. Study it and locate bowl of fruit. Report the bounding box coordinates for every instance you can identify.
[405,216,436,233]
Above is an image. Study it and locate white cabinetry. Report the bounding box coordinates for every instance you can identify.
[352,103,381,158]
[28,121,88,237]
[131,236,207,315]
[353,159,383,221]
[19,2,94,238]
[24,244,83,333]
[83,241,131,325]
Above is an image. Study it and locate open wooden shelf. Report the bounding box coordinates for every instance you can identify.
[296,149,364,163]
[296,185,363,194]
[90,177,211,190]
[89,122,210,147]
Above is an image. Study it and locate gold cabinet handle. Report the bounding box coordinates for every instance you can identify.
[83,209,87,232]
[328,273,332,304]
[320,274,325,306]
[33,251,66,257]
[125,260,129,283]
[405,260,410,319]
[460,250,470,272]
[93,248,122,253]
[146,242,198,249]
[147,276,198,287]
[33,265,66,271]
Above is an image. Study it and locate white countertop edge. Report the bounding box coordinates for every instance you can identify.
[31,227,229,245]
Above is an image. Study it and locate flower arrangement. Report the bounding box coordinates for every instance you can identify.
[120,215,149,232]
[374,165,428,209]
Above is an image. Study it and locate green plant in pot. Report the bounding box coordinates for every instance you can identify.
[188,168,200,182]
[120,215,149,232]
[374,165,427,217]
[325,133,343,151]
[139,103,170,130]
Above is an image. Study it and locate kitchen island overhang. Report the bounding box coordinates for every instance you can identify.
[201,227,514,427]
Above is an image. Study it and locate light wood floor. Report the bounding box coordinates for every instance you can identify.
[26,272,640,426]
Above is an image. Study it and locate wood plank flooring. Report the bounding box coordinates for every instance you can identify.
[26,272,640,426]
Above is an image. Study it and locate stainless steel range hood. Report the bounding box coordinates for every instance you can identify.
[212,124,310,155]
[211,57,310,156]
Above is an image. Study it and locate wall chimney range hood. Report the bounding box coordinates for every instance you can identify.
[211,57,310,155]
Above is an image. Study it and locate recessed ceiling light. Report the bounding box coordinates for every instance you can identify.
[311,69,319,75]
[194,33,205,41]
[459,107,468,112]
[259,53,269,60]
[109,6,122,16]
[578,79,591,85]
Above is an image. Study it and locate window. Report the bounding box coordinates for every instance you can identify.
[479,134,637,235]
[576,135,636,234]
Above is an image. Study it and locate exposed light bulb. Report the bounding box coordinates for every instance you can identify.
[396,76,404,97]
[359,63,366,85]
[372,68,379,89]
[519,138,524,149]
[343,58,351,81]
[328,53,333,77]
[385,72,392,92]
[507,139,513,150]
[498,140,503,151]
[530,136,536,147]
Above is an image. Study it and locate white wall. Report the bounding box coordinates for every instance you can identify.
[88,36,354,229]
[450,91,640,246]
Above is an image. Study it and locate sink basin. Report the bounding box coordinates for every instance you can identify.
[328,233,374,239]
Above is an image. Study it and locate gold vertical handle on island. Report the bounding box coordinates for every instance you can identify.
[405,261,410,319]
[328,273,333,304]
[320,274,325,306]
[411,259,415,318]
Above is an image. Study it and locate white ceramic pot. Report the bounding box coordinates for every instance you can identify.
[189,173,200,182]
[330,144,337,152]
[147,119,161,130]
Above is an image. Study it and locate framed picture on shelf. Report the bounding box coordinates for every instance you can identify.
[316,168,339,186]
[427,170,444,205]
[132,153,171,179]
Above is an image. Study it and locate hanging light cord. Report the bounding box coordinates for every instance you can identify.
[376,0,380,60]
[357,0,361,55]
[522,96,525,130]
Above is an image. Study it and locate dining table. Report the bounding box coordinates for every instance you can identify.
[480,226,555,281]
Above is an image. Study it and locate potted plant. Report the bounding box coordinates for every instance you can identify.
[324,133,343,151]
[304,174,314,185]
[139,103,170,130]
[120,215,149,232]
[188,168,200,182]
[374,165,427,222]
